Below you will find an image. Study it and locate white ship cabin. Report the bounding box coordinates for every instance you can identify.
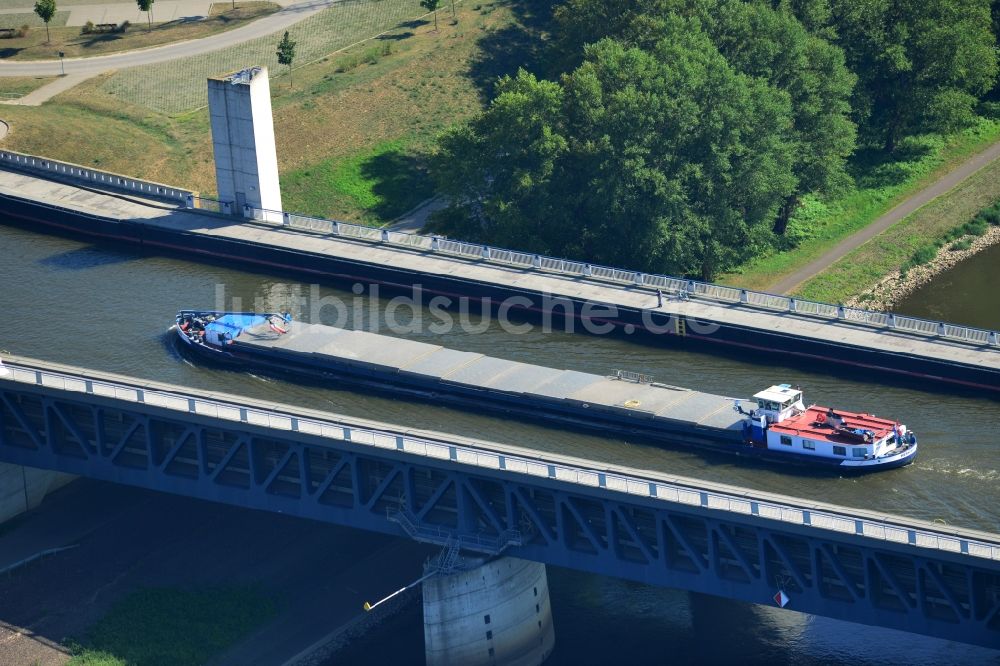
[754,385,904,461]
[752,384,806,424]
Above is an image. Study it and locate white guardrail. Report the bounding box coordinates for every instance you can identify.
[236,205,1000,349]
[0,149,194,204]
[3,360,999,562]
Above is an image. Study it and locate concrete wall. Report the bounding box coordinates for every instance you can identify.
[424,557,555,666]
[0,462,75,525]
[208,66,283,218]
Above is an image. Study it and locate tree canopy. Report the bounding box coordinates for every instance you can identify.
[431,0,999,278]
[33,0,55,43]
[276,31,296,86]
[136,0,154,31]
[434,20,798,279]
[830,0,998,150]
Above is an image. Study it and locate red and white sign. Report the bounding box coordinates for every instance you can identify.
[773,590,789,608]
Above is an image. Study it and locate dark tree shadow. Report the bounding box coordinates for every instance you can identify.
[38,246,138,270]
[359,149,434,221]
[849,139,934,189]
[79,33,125,48]
[467,0,558,101]
[377,31,414,41]
[397,18,430,29]
[0,46,25,58]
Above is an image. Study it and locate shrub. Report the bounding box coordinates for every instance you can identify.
[981,205,1000,226]
[362,45,380,64]
[380,40,393,56]
[334,54,360,72]
[17,24,29,37]
[950,239,972,251]
[910,245,938,266]
[82,20,94,34]
[118,20,129,32]
[978,101,1000,120]
[965,217,988,236]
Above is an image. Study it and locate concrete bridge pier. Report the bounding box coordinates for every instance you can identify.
[0,462,74,524]
[423,555,555,666]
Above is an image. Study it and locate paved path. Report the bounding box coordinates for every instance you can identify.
[384,195,446,234]
[2,73,90,105]
[0,0,337,78]
[0,0,215,26]
[771,139,1000,295]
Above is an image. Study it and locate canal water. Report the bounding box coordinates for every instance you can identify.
[1,223,997,664]
[893,242,1000,329]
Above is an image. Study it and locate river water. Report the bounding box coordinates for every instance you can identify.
[894,242,1000,330]
[1,223,997,664]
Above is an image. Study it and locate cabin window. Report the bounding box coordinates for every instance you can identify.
[780,435,793,446]
[802,440,815,450]
[853,447,867,458]
[833,445,846,456]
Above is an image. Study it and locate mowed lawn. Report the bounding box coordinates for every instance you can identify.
[0,74,57,97]
[791,155,1000,304]
[0,1,515,224]
[0,3,279,60]
[719,118,1000,293]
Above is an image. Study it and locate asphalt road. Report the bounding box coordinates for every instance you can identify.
[0,0,339,78]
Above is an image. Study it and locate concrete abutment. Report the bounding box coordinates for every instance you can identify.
[0,462,74,525]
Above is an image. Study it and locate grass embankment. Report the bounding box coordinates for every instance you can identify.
[0,75,57,98]
[66,585,277,666]
[277,1,513,223]
[0,2,512,223]
[720,118,1000,293]
[0,2,279,61]
[794,161,1000,303]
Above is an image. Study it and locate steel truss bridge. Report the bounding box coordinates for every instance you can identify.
[1,357,998,649]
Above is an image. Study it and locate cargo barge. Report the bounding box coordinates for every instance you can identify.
[173,311,918,472]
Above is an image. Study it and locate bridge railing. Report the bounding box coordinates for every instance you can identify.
[0,149,194,204]
[239,205,1000,349]
[4,360,999,562]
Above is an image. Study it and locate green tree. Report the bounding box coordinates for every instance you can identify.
[768,0,833,35]
[33,0,55,44]
[433,70,569,252]
[708,1,856,233]
[434,21,798,279]
[137,0,154,31]
[276,31,296,87]
[831,0,998,151]
[420,0,441,31]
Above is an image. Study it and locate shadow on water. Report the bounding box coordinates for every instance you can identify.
[38,245,139,271]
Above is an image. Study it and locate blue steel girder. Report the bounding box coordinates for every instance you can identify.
[0,379,999,649]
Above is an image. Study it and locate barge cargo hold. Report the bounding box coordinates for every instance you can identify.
[173,311,918,472]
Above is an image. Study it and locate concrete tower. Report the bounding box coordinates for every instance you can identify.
[208,67,282,218]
